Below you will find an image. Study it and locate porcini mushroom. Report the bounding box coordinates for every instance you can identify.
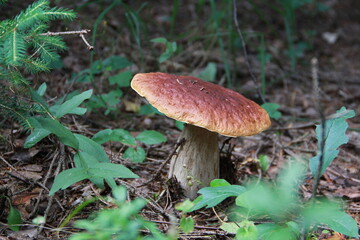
[131,72,271,199]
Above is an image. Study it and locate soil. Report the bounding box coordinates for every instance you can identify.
[0,0,359,239]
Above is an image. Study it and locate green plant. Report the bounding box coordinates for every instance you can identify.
[21,84,138,195]
[175,200,195,234]
[71,55,133,115]
[151,37,177,63]
[275,0,314,71]
[185,107,358,239]
[261,102,282,120]
[69,186,174,240]
[92,128,167,163]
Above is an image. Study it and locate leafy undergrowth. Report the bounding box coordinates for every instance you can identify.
[0,0,360,239]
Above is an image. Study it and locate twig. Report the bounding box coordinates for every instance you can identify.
[40,29,90,36]
[0,155,17,171]
[311,58,326,198]
[40,29,93,50]
[29,147,61,218]
[232,0,266,103]
[118,179,172,220]
[37,143,65,236]
[138,138,185,187]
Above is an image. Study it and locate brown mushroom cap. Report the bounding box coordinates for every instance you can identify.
[131,72,271,137]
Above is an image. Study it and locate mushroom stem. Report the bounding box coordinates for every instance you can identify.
[169,124,219,199]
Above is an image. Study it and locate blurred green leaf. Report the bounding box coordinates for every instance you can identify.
[151,37,177,63]
[175,199,195,213]
[36,82,47,96]
[257,223,299,240]
[302,200,358,238]
[7,199,21,231]
[136,130,166,145]
[102,55,132,71]
[109,70,133,87]
[139,104,162,115]
[196,62,217,82]
[175,120,185,130]
[123,147,146,163]
[235,221,258,240]
[258,154,269,172]
[180,217,194,234]
[261,103,281,120]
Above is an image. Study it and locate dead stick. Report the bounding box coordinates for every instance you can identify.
[40,29,93,50]
[232,0,266,103]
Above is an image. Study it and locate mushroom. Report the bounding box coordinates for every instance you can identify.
[131,72,271,199]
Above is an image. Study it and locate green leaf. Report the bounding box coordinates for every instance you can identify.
[210,179,231,187]
[191,181,246,211]
[123,147,146,163]
[180,217,194,234]
[258,154,269,172]
[36,118,79,149]
[24,127,50,148]
[310,107,355,177]
[92,129,136,146]
[75,134,109,163]
[49,168,89,195]
[7,200,22,231]
[261,103,282,120]
[111,129,136,145]
[175,120,185,130]
[52,89,92,118]
[135,130,166,145]
[139,104,162,115]
[150,37,167,44]
[196,62,217,82]
[88,163,139,179]
[108,70,132,87]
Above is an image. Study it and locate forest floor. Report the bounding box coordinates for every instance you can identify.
[0,0,359,239]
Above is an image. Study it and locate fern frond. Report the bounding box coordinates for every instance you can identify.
[8,70,29,86]
[3,30,27,65]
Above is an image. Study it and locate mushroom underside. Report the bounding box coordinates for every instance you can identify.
[168,124,219,199]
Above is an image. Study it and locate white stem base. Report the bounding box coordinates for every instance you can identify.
[168,124,219,199]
